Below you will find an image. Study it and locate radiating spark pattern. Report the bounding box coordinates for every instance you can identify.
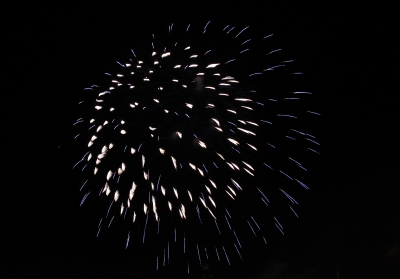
[72,21,319,271]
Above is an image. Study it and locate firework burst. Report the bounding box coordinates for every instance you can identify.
[72,21,319,271]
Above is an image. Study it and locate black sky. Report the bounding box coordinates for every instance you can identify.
[6,3,399,278]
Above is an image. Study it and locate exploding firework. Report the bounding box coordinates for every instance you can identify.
[72,21,319,271]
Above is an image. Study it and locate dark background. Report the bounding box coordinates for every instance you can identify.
[6,3,399,278]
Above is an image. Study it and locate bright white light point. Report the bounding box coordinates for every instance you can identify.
[89,119,95,124]
[226,191,235,200]
[205,86,215,90]
[198,141,207,148]
[200,198,207,209]
[120,204,124,215]
[172,79,178,82]
[118,168,123,175]
[185,103,193,108]
[205,186,211,194]
[242,161,254,170]
[232,163,240,170]
[144,204,148,214]
[189,163,196,170]
[127,200,130,208]
[189,64,198,67]
[219,83,231,86]
[241,106,253,110]
[134,102,138,106]
[164,109,169,113]
[95,106,102,110]
[107,171,113,181]
[133,212,136,222]
[198,168,204,176]
[137,66,141,68]
[246,121,258,126]
[161,186,166,196]
[239,120,246,124]
[149,126,156,131]
[98,154,105,159]
[88,141,93,147]
[207,104,215,107]
[235,98,252,102]
[87,153,92,161]
[120,130,126,134]
[190,55,198,58]
[96,126,102,132]
[101,146,107,153]
[209,196,216,207]
[159,148,165,154]
[144,78,149,81]
[228,138,239,145]
[103,121,108,125]
[209,180,217,188]
[247,143,257,150]
[151,183,154,191]
[154,61,159,65]
[244,168,254,176]
[215,127,223,132]
[94,167,98,175]
[142,155,145,168]
[182,85,187,88]
[120,120,125,124]
[187,190,193,201]
[111,80,118,83]
[197,73,204,75]
[227,186,236,196]
[109,87,114,90]
[238,128,256,135]
[90,135,97,141]
[212,118,220,126]
[171,156,177,170]
[174,65,181,68]
[168,202,172,211]
[131,72,135,75]
[106,186,111,196]
[227,109,237,114]
[96,159,101,165]
[214,73,221,76]
[122,163,126,171]
[131,148,136,154]
[184,46,190,50]
[110,108,115,111]
[109,143,113,149]
[138,61,143,64]
[219,93,228,96]
[114,190,119,202]
[96,99,104,102]
[161,52,170,58]
[173,188,178,199]
[215,152,225,160]
[227,162,235,170]
[149,70,153,73]
[176,131,182,138]
[152,52,156,56]
[206,63,220,68]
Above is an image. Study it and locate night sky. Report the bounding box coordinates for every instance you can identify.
[6,3,399,278]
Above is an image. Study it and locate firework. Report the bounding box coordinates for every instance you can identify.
[72,21,319,271]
